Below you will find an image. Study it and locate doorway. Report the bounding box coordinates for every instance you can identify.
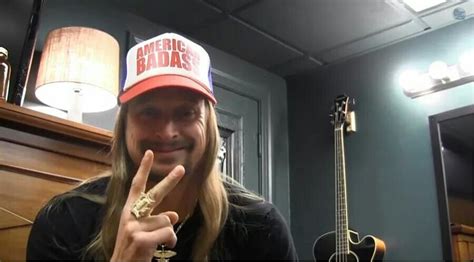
[429,105,474,261]
[214,84,260,195]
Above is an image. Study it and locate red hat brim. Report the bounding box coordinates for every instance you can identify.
[119,74,216,104]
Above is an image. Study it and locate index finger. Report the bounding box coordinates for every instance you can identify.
[147,165,185,206]
[126,150,154,205]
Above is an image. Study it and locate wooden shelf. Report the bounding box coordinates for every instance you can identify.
[0,101,113,261]
[452,224,474,235]
[452,223,474,261]
[0,102,112,146]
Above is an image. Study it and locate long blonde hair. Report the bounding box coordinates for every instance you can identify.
[84,100,229,261]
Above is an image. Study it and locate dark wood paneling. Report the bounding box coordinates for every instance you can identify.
[0,169,77,221]
[451,224,474,261]
[1,141,109,181]
[0,208,30,229]
[0,226,31,261]
[0,102,112,260]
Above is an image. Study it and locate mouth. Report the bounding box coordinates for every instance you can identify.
[141,141,191,156]
[152,146,185,153]
[145,144,188,154]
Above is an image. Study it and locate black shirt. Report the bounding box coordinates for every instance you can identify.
[26,177,298,261]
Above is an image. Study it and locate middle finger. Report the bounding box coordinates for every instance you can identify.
[147,165,186,209]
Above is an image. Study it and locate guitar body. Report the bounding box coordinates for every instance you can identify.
[312,95,386,261]
[313,230,385,261]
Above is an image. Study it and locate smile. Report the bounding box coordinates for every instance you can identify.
[151,146,185,153]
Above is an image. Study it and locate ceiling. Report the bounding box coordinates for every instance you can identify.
[112,0,474,78]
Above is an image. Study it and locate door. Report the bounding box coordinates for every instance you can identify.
[213,84,260,195]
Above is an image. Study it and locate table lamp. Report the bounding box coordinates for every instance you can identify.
[35,26,119,122]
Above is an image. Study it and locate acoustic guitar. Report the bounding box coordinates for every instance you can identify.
[313,95,386,261]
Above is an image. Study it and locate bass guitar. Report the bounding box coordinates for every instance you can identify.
[312,94,386,261]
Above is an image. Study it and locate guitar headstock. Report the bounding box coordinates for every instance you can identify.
[330,94,356,133]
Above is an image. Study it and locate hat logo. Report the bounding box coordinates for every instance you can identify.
[120,33,216,105]
[136,38,201,76]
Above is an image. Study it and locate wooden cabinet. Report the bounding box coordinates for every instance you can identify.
[452,224,474,261]
[0,102,112,261]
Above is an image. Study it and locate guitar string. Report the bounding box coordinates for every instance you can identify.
[336,126,348,261]
[336,126,339,261]
[336,126,340,261]
[340,127,347,261]
[334,128,339,261]
[338,126,341,261]
[340,127,343,261]
[336,127,340,261]
[340,127,344,261]
[339,127,345,261]
[335,127,338,261]
[341,126,348,260]
[338,127,342,261]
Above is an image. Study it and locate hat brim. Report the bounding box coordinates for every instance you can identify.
[119,74,216,104]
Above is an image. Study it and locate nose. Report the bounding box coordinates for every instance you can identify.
[154,118,179,141]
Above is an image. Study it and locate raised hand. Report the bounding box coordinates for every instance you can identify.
[111,150,185,262]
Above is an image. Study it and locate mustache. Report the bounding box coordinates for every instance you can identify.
[139,139,192,152]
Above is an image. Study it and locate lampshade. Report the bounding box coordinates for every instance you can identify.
[35,26,119,116]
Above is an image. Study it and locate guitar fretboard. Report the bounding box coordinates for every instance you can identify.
[335,126,349,256]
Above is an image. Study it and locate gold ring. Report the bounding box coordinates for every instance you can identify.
[131,192,155,219]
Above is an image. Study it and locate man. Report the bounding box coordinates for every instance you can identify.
[27,32,298,261]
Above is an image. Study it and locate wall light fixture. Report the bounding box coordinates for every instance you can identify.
[399,49,474,98]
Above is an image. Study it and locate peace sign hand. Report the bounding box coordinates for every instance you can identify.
[110,150,185,262]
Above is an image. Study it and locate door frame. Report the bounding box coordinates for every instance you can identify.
[428,104,474,260]
[212,68,272,202]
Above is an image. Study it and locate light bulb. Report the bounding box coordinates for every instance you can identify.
[428,61,449,80]
[459,50,474,75]
[417,74,435,92]
[399,70,420,92]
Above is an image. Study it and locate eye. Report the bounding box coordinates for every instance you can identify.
[139,107,160,118]
[176,107,197,121]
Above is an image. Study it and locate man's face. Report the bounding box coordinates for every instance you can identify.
[126,88,207,179]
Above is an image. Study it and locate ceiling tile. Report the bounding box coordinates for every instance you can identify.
[319,20,425,63]
[238,0,413,54]
[270,56,323,77]
[115,0,221,30]
[204,0,257,13]
[421,1,474,29]
[191,18,301,68]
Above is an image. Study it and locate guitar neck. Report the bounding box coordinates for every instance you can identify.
[313,94,386,261]
[335,125,349,254]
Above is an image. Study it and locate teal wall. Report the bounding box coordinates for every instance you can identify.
[287,18,474,260]
[34,0,291,223]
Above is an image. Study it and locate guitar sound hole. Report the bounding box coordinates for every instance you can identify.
[329,251,359,262]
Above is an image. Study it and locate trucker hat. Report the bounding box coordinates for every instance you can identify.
[119,32,216,104]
